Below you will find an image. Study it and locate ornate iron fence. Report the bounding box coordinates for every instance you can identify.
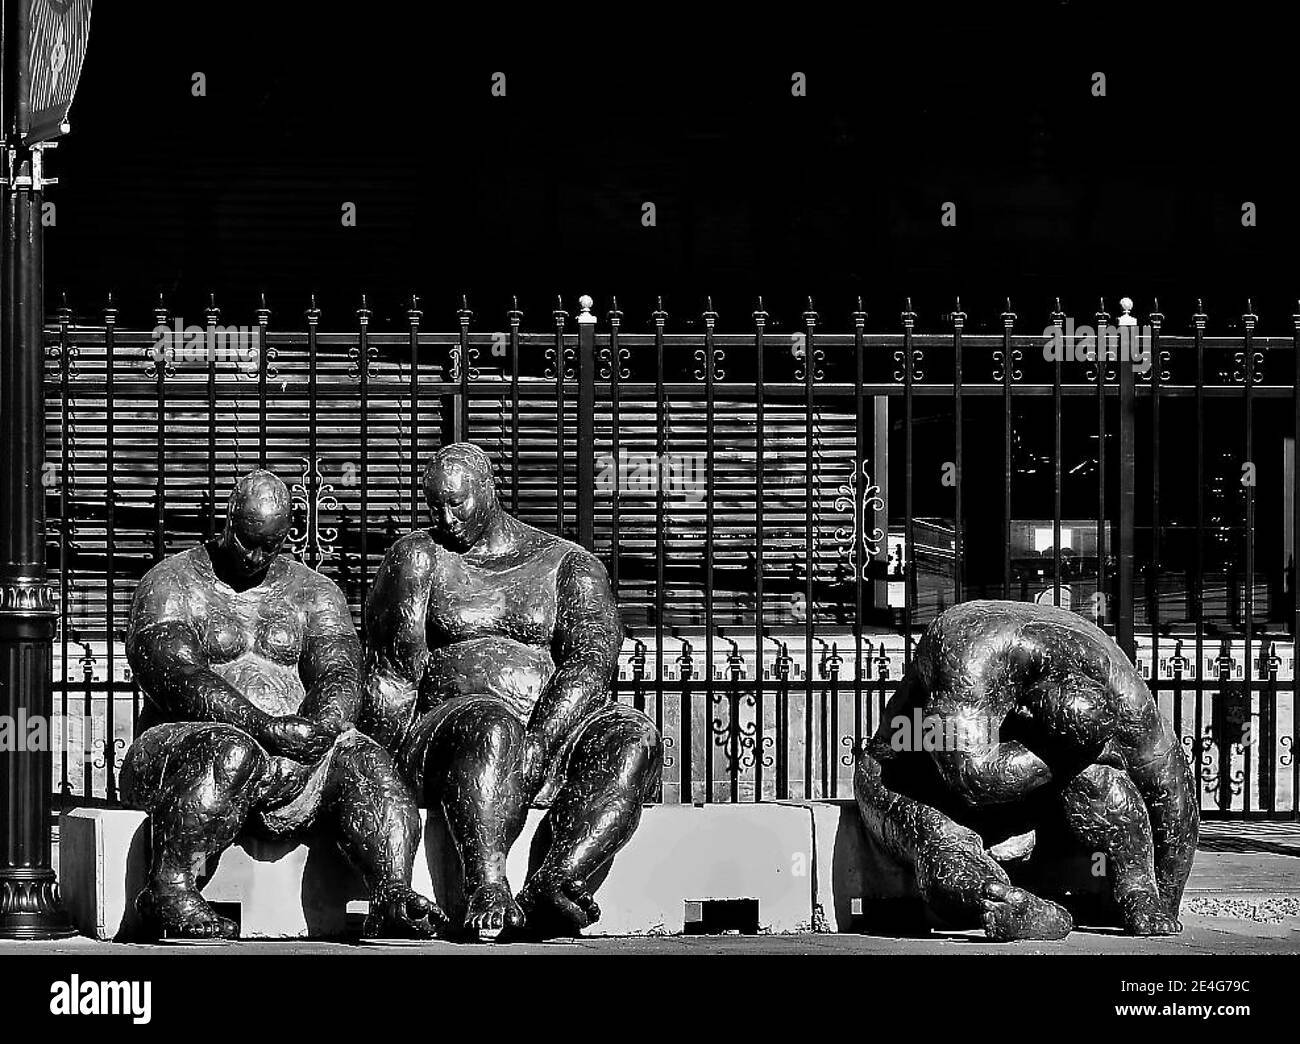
[43,292,1300,816]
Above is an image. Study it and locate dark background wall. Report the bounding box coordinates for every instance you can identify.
[43,4,1299,333]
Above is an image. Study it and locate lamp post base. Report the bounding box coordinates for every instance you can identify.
[0,867,77,940]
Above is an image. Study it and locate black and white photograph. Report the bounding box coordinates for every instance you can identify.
[0,1,1294,1027]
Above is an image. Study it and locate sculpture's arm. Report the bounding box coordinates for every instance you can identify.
[125,564,274,737]
[298,573,364,728]
[928,701,1054,807]
[360,533,435,751]
[524,550,621,792]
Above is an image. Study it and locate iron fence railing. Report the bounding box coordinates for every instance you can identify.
[42,293,1300,816]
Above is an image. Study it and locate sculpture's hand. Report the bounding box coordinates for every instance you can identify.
[259,714,341,763]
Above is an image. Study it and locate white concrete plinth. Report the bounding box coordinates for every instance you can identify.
[60,802,817,940]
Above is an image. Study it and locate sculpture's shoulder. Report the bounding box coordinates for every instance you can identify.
[515,523,605,582]
[280,556,348,606]
[133,547,203,606]
[128,548,210,641]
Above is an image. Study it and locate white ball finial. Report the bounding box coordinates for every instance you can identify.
[576,294,597,325]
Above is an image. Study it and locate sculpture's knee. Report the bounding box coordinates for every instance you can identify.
[1063,763,1129,811]
[445,703,524,765]
[206,727,265,793]
[479,706,525,760]
[613,715,662,789]
[334,736,420,829]
[575,710,661,789]
[1061,763,1149,845]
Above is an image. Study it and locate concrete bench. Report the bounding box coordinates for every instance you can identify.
[61,802,822,939]
[59,800,1111,940]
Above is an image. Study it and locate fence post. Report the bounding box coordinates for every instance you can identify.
[1116,296,1137,661]
[576,294,597,551]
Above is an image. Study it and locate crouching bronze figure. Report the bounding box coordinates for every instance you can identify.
[855,600,1198,940]
[122,469,444,940]
[363,443,662,938]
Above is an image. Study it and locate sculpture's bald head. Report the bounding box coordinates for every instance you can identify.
[220,469,292,578]
[424,443,499,552]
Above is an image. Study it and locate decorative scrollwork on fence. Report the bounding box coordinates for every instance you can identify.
[712,695,760,774]
[892,348,925,383]
[448,342,482,382]
[661,734,675,770]
[142,341,177,380]
[1085,353,1117,383]
[710,647,757,776]
[834,459,886,578]
[1137,349,1171,383]
[693,346,726,381]
[347,343,379,381]
[793,345,825,383]
[543,345,575,381]
[1281,736,1294,768]
[287,456,341,565]
[93,736,125,774]
[1230,350,1266,385]
[992,348,1023,383]
[598,345,631,381]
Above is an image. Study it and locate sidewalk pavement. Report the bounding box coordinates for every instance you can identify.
[6,820,1295,955]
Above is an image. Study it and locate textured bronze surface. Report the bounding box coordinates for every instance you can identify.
[855,599,1199,940]
[364,443,662,938]
[122,470,443,940]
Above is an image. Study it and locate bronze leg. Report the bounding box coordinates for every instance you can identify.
[120,723,267,939]
[325,734,446,938]
[854,749,1073,941]
[420,699,529,932]
[517,705,662,935]
[1058,763,1181,935]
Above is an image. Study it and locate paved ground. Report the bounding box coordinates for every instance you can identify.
[8,821,1295,955]
[1,910,1295,955]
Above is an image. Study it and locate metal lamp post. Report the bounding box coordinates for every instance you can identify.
[0,0,91,940]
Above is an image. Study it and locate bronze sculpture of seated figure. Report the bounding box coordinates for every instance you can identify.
[855,599,1198,940]
[122,469,443,940]
[363,442,662,937]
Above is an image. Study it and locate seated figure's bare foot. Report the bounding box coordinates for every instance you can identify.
[978,881,1073,941]
[1119,889,1181,936]
[136,882,239,940]
[515,872,600,937]
[364,882,448,940]
[464,879,525,935]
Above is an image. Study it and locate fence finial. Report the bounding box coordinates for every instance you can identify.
[577,294,596,324]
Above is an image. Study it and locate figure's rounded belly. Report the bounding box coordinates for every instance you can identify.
[211,655,307,718]
[422,636,555,721]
